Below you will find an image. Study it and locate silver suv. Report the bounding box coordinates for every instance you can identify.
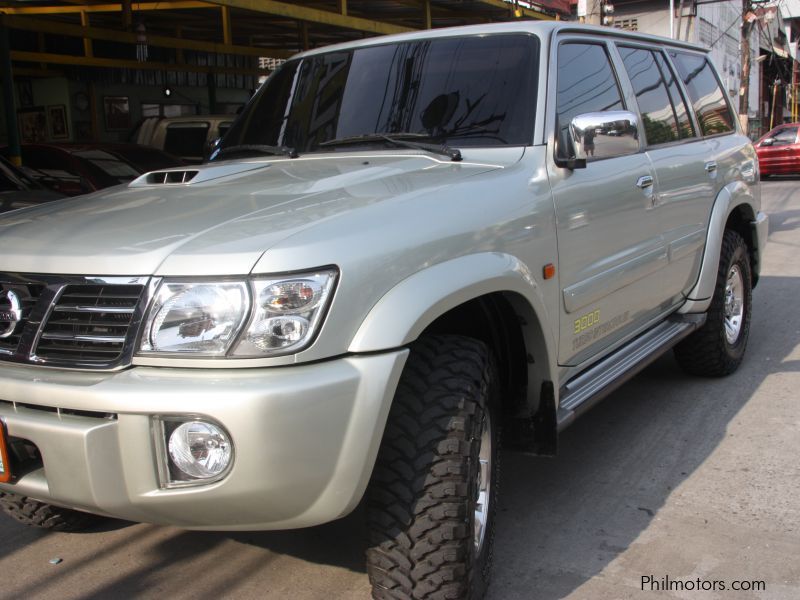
[0,22,767,599]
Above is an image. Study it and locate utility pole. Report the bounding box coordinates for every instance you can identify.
[739,0,754,136]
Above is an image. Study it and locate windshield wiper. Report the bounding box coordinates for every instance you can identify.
[212,144,299,160]
[318,133,462,162]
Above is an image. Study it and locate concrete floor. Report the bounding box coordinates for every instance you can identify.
[1,180,798,600]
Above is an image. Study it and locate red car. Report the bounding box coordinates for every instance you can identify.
[755,123,800,178]
[0,143,184,196]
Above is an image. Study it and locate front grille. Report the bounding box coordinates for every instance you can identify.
[0,274,150,369]
[35,284,145,363]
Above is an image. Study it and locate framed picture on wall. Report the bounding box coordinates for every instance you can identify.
[103,96,130,130]
[47,105,69,140]
[17,107,47,143]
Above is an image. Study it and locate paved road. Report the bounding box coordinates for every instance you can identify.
[1,181,798,600]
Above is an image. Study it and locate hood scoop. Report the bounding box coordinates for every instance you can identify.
[145,170,199,184]
[129,161,269,188]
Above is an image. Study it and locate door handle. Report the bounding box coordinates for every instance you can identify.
[636,175,654,189]
[705,161,718,173]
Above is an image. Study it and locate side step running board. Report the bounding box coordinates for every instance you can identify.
[556,315,705,431]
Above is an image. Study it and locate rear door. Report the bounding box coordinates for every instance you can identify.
[616,44,716,300]
[668,51,752,283]
[547,37,667,366]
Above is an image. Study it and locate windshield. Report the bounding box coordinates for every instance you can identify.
[0,156,41,191]
[218,33,538,156]
[72,150,141,184]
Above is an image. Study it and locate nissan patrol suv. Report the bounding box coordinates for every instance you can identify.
[0,22,767,600]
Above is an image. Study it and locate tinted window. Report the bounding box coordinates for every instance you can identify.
[24,147,67,170]
[221,34,539,153]
[671,52,734,136]
[620,47,679,145]
[0,156,40,190]
[111,146,183,171]
[770,126,798,145]
[164,123,210,158]
[0,170,18,192]
[556,42,624,158]
[654,52,695,139]
[72,150,140,183]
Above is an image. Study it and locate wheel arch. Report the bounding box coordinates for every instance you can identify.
[348,252,558,449]
[680,181,760,314]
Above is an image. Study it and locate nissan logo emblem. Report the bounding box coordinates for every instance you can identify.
[0,290,23,339]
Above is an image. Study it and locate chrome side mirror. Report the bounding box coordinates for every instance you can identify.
[760,137,775,147]
[567,110,640,164]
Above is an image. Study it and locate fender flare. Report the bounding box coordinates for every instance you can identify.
[348,252,556,375]
[679,181,756,314]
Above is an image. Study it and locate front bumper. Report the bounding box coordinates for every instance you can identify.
[0,350,407,530]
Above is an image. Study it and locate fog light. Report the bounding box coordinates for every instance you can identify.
[156,418,233,486]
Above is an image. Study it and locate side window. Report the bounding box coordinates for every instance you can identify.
[556,42,624,158]
[670,52,735,136]
[654,52,695,139]
[771,127,799,145]
[619,46,680,145]
[0,170,17,192]
[164,122,211,159]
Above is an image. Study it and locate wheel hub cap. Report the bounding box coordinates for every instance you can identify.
[474,412,492,553]
[724,264,744,345]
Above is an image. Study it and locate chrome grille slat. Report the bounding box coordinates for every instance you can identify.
[53,306,136,314]
[45,318,130,327]
[40,333,128,343]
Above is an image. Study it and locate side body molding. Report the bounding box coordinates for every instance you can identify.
[679,181,759,314]
[348,252,556,376]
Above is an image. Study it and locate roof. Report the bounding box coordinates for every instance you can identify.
[294,21,707,59]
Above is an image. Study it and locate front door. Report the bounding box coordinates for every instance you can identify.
[547,38,669,366]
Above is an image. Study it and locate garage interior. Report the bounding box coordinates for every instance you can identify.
[0,0,568,164]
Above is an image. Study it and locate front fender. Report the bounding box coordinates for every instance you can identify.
[348,252,556,366]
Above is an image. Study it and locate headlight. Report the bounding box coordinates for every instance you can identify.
[139,268,337,357]
[232,270,337,356]
[141,282,249,355]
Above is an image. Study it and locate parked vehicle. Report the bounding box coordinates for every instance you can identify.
[133,115,235,163]
[0,23,766,600]
[0,143,180,196]
[91,143,185,174]
[0,155,64,213]
[755,122,800,177]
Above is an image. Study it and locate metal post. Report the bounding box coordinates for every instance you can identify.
[739,0,752,136]
[207,71,217,114]
[770,80,779,130]
[0,20,21,166]
[670,0,674,38]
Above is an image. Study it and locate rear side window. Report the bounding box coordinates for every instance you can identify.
[164,123,210,159]
[670,52,734,136]
[654,52,695,139]
[556,42,624,158]
[619,46,681,145]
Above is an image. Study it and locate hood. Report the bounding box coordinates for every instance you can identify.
[0,152,514,276]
